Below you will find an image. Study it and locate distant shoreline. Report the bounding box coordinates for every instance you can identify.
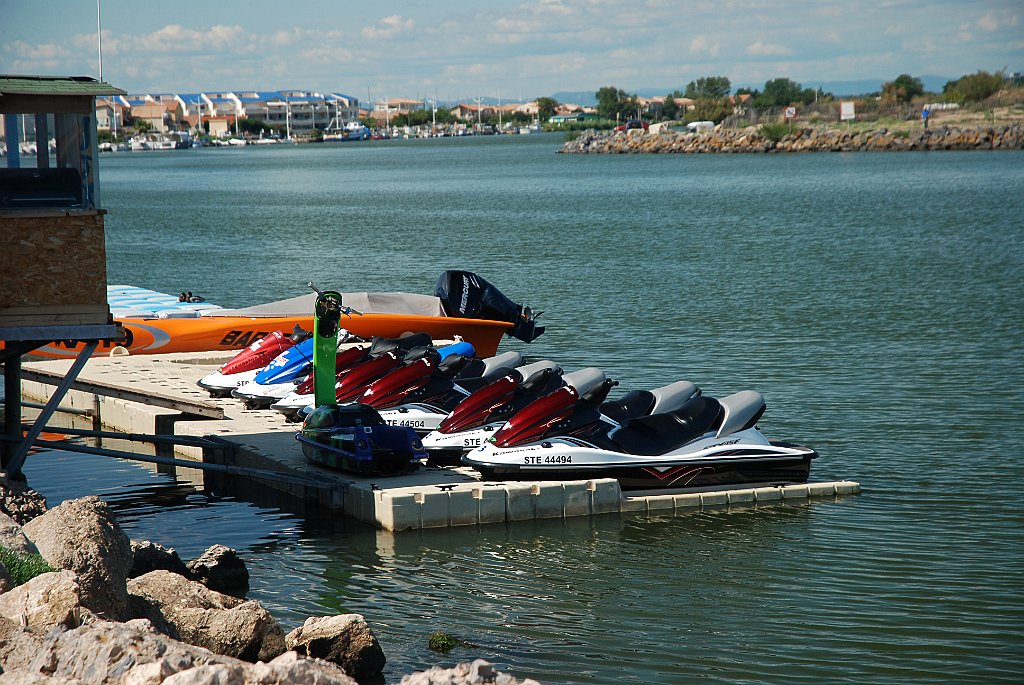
[560,124,1024,154]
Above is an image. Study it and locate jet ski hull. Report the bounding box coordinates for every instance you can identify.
[197,368,260,397]
[379,404,450,435]
[463,438,817,490]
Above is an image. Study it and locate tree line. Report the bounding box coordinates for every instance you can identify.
[590,69,1016,126]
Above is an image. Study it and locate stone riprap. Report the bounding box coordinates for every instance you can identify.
[21,496,133,622]
[0,474,47,525]
[0,485,543,684]
[560,124,1024,154]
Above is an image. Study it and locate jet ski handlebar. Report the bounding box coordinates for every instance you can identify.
[307,281,363,317]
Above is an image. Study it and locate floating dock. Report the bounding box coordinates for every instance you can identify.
[18,353,860,531]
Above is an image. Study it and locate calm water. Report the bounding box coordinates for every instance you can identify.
[22,135,1024,683]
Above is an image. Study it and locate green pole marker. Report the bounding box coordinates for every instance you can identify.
[309,282,344,407]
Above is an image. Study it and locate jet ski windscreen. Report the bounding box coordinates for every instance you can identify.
[435,271,545,343]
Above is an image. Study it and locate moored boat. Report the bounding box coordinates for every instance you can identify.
[30,271,543,359]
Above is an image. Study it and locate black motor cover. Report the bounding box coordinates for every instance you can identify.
[435,270,545,343]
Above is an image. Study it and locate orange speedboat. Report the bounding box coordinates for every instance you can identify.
[31,272,544,360]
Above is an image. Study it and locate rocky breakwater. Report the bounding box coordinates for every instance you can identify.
[0,475,540,685]
[560,124,1024,154]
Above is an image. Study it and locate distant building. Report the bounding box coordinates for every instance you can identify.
[129,99,182,132]
[206,116,234,138]
[97,88,361,137]
[450,103,496,121]
[374,98,424,115]
[95,97,126,132]
[492,103,520,119]
[325,93,360,127]
[233,91,277,123]
[202,92,238,118]
[175,93,206,129]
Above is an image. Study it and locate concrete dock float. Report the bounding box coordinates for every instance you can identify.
[17,352,860,531]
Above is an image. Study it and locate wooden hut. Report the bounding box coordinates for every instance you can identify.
[0,74,126,475]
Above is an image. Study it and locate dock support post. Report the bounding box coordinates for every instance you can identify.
[2,355,22,471]
[5,341,97,478]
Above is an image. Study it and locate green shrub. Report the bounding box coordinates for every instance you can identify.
[0,545,54,586]
[759,123,790,143]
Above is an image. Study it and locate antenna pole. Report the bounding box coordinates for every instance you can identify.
[97,0,103,81]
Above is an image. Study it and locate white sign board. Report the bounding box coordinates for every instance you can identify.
[784,106,797,119]
[840,101,856,121]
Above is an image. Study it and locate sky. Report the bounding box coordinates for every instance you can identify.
[2,0,1021,103]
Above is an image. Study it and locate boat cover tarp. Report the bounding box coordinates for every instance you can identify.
[207,292,444,318]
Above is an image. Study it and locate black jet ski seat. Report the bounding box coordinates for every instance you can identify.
[452,351,522,380]
[608,390,768,456]
[609,395,723,456]
[600,380,700,425]
[367,332,434,356]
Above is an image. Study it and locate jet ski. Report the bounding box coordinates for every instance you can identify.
[420,365,613,465]
[296,403,426,475]
[363,350,525,434]
[231,336,317,408]
[296,287,425,476]
[271,348,359,419]
[271,337,474,419]
[463,389,818,490]
[331,342,474,404]
[271,333,434,418]
[197,325,311,397]
[235,332,445,410]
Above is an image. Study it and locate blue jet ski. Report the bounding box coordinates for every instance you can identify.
[231,337,316,408]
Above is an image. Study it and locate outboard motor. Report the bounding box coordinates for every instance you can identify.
[435,270,545,343]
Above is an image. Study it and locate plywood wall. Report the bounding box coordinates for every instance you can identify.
[0,210,110,327]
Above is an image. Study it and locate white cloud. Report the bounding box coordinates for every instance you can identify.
[300,46,355,64]
[5,40,71,61]
[746,41,792,57]
[976,12,999,32]
[534,0,576,16]
[362,15,414,40]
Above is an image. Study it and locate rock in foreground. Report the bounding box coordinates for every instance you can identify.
[186,543,250,596]
[128,569,285,662]
[21,496,132,621]
[400,659,542,685]
[0,617,358,685]
[286,613,387,679]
